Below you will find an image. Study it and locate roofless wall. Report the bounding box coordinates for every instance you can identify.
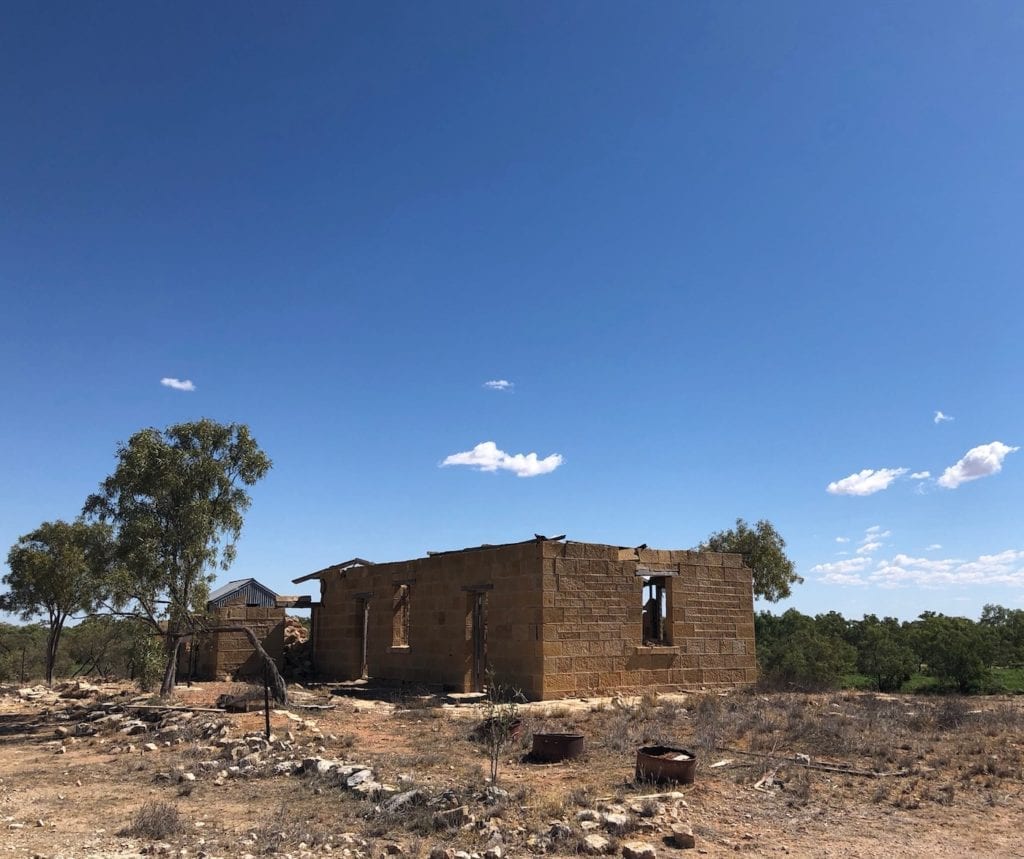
[305,538,756,700]
[311,541,545,698]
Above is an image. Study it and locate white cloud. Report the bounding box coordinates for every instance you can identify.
[441,441,562,478]
[855,527,890,555]
[926,544,942,551]
[823,572,870,586]
[483,380,514,391]
[934,410,954,424]
[910,471,931,480]
[811,557,871,576]
[870,550,1024,588]
[826,468,907,496]
[160,377,196,392]
[937,441,1019,489]
[835,537,850,543]
[811,557,872,585]
[820,548,1024,589]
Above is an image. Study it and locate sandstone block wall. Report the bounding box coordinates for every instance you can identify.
[312,542,545,698]
[538,541,756,698]
[189,601,286,680]
[308,539,755,699]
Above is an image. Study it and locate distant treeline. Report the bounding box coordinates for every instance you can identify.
[6,606,1024,696]
[0,617,164,687]
[757,605,1024,694]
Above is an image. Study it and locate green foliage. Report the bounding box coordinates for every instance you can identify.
[479,671,522,785]
[84,419,272,694]
[0,622,48,682]
[130,626,166,691]
[756,606,1024,695]
[2,519,115,684]
[756,609,855,689]
[979,604,1024,667]
[988,667,1024,694]
[857,621,918,692]
[700,518,802,602]
[910,613,992,693]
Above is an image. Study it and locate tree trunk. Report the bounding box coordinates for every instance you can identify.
[45,618,64,686]
[45,628,56,686]
[157,626,287,704]
[211,626,288,705]
[159,635,183,697]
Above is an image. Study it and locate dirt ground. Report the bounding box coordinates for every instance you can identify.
[1,680,1022,858]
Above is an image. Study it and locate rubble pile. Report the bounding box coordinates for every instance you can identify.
[283,615,313,679]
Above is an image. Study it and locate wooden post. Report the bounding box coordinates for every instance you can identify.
[263,664,271,740]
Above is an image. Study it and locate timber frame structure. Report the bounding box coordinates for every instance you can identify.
[296,537,756,700]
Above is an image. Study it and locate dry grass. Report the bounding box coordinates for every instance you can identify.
[7,682,1024,859]
[250,803,334,854]
[120,801,185,840]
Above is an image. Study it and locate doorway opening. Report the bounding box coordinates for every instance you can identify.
[467,591,488,692]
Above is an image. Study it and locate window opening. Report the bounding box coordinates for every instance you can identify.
[641,576,669,645]
[392,584,410,647]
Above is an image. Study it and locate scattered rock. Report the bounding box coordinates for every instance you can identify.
[667,824,695,849]
[433,805,469,829]
[602,812,631,833]
[380,789,423,814]
[345,768,373,788]
[582,834,613,855]
[549,821,574,841]
[121,721,149,736]
[621,843,657,859]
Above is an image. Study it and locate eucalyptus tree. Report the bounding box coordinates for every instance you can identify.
[2,519,114,684]
[699,518,802,602]
[84,419,272,696]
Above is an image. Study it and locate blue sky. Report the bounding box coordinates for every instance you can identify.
[2,3,1022,622]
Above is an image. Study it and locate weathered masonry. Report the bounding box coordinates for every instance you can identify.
[183,578,308,680]
[295,538,756,699]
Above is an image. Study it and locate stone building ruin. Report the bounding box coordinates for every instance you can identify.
[295,537,756,699]
[181,578,309,680]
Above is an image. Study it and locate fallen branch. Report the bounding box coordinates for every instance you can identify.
[595,791,688,803]
[170,625,287,705]
[123,704,225,713]
[716,746,909,778]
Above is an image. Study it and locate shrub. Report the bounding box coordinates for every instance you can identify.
[758,610,855,690]
[478,670,523,784]
[122,801,184,840]
[911,614,992,693]
[858,624,917,692]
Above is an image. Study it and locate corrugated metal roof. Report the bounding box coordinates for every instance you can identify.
[207,578,278,608]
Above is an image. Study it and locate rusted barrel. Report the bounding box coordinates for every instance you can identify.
[530,732,585,762]
[635,745,697,783]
